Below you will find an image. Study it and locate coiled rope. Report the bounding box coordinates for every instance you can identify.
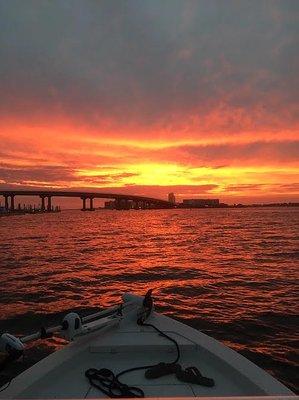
[85,320,181,398]
[85,291,214,398]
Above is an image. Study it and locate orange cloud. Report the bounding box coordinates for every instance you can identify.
[0,1,298,203]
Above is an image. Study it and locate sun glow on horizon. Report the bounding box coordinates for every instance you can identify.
[0,0,298,203]
[1,119,298,202]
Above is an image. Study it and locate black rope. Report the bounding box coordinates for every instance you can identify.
[141,322,180,365]
[85,320,181,398]
[85,368,144,398]
[85,291,214,397]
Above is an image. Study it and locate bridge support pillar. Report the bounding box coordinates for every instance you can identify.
[47,196,52,212]
[4,195,9,210]
[89,197,94,211]
[40,196,45,211]
[114,199,120,210]
[125,200,131,210]
[81,197,87,211]
[10,195,15,211]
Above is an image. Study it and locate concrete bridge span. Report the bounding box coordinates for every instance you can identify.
[0,190,173,211]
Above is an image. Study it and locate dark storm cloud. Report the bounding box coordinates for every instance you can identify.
[0,0,298,132]
[179,140,299,165]
[0,151,48,163]
[81,172,139,185]
[0,163,140,186]
[135,140,299,167]
[225,182,299,194]
[0,164,75,183]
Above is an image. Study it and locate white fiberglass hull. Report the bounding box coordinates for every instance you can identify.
[0,295,294,398]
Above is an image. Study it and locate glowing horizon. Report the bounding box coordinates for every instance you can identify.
[0,1,298,203]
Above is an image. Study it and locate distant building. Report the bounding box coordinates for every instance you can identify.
[168,192,176,204]
[182,198,220,208]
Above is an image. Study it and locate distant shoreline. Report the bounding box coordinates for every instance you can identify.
[1,203,298,216]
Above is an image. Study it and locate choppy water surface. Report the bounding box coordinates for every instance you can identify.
[0,208,298,392]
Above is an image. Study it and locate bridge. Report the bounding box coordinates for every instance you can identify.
[0,190,173,211]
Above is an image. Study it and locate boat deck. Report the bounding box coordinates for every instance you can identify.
[2,311,293,398]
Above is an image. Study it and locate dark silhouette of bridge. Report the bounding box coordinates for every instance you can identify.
[0,190,173,211]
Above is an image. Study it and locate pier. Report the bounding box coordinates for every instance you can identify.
[0,190,173,213]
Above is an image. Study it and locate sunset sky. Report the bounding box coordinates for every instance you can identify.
[0,0,298,203]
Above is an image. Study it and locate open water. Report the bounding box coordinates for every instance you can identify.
[0,208,298,392]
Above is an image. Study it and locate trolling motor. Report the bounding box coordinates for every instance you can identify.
[0,333,24,356]
[0,333,25,372]
[0,291,152,374]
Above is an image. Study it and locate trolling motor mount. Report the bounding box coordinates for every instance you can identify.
[137,289,154,325]
[61,312,82,341]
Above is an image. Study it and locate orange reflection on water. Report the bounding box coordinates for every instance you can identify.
[0,208,298,391]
